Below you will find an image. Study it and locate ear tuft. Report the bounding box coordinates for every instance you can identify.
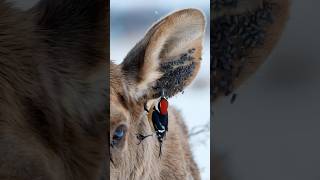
[212,0,290,101]
[152,48,197,98]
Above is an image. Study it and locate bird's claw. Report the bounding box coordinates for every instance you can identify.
[136,133,153,145]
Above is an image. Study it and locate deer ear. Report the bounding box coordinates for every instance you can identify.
[212,0,290,102]
[121,9,206,99]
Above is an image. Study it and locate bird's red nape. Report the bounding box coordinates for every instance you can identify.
[159,98,168,115]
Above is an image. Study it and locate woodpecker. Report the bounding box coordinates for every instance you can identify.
[151,96,168,157]
[137,92,169,157]
[152,97,168,137]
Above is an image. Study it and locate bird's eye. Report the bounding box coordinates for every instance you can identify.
[111,125,127,147]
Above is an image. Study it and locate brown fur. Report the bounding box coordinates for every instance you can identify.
[0,0,107,179]
[110,9,205,180]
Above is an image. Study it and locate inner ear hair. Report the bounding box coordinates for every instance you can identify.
[122,9,205,100]
[212,0,290,102]
[151,48,199,98]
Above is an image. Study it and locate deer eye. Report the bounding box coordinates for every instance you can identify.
[112,125,127,146]
[114,128,124,140]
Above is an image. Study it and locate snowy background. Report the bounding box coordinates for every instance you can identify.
[110,1,210,179]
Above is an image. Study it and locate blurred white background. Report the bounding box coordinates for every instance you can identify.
[111,1,210,179]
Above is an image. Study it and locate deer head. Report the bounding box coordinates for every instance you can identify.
[110,9,205,179]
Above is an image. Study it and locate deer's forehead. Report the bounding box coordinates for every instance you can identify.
[110,94,129,124]
[110,62,123,86]
[110,74,131,112]
[110,83,132,125]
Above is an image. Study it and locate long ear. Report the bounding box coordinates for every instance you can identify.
[212,0,290,102]
[121,9,206,99]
